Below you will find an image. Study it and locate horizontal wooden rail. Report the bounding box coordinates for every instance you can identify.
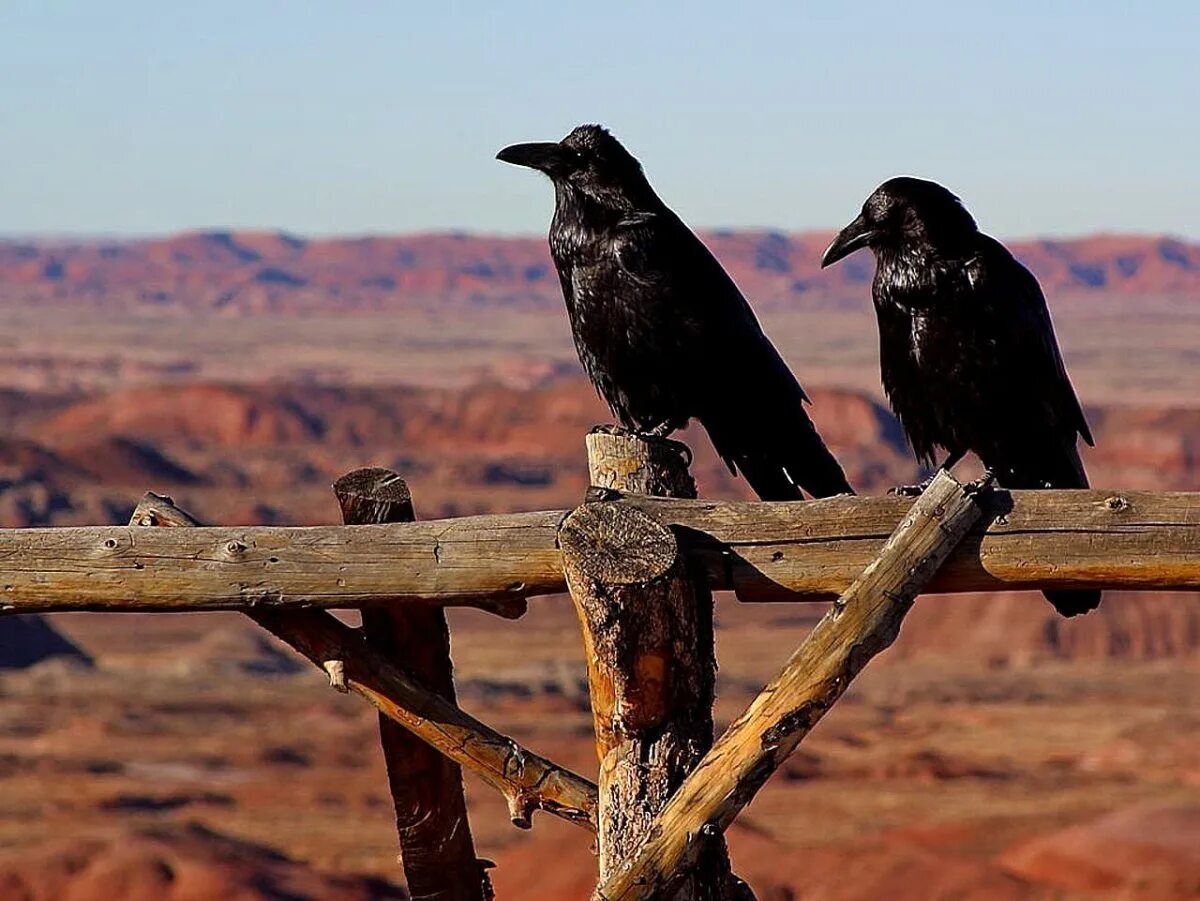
[0,489,1194,612]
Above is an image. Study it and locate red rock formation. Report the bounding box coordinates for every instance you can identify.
[0,821,406,900]
[490,822,1040,900]
[2,231,1196,315]
[999,805,1200,898]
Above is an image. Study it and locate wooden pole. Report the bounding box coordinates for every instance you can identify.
[129,492,598,836]
[585,429,696,498]
[563,431,741,900]
[4,488,1197,612]
[334,468,487,901]
[595,470,983,900]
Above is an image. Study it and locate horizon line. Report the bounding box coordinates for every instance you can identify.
[1,227,1197,246]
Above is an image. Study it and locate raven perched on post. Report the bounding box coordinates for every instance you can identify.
[822,176,1099,617]
[497,125,852,500]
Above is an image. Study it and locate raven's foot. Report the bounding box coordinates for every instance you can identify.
[640,422,692,464]
[589,421,678,439]
[588,423,632,437]
[586,423,692,465]
[889,474,934,497]
[644,420,677,439]
[589,422,675,438]
[963,469,996,497]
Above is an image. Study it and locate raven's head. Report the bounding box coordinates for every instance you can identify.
[822,177,978,267]
[497,125,654,209]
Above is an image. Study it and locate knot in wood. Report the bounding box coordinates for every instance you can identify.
[559,503,679,586]
[1104,495,1130,512]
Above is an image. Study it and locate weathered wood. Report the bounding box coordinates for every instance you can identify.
[4,489,1199,612]
[129,492,598,836]
[334,468,486,901]
[586,429,696,498]
[566,432,739,900]
[595,470,983,901]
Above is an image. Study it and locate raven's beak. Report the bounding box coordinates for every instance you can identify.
[821,215,875,268]
[496,141,569,173]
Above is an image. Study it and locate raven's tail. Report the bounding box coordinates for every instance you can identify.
[1043,588,1102,618]
[1002,443,1101,618]
[706,410,854,501]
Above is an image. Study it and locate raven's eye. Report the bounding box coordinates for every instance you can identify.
[564,149,590,176]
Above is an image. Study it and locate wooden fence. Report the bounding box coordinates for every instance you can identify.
[3,429,1198,899]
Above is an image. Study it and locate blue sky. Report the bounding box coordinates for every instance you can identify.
[2,2,1197,238]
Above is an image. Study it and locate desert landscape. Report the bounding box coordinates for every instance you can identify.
[0,230,1197,899]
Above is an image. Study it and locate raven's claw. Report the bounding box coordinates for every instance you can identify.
[963,469,997,497]
[889,476,933,497]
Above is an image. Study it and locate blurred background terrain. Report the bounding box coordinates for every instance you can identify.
[0,230,1196,899]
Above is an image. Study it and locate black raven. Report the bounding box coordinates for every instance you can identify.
[497,125,852,500]
[822,176,1098,617]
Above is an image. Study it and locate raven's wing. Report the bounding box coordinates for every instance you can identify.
[612,213,853,499]
[974,237,1099,618]
[973,236,1093,452]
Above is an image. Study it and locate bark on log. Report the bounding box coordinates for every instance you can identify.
[595,470,983,901]
[564,432,739,900]
[4,489,1199,612]
[334,468,486,901]
[585,429,696,498]
[128,492,598,837]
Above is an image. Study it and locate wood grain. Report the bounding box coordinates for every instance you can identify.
[565,432,740,900]
[4,489,1197,612]
[595,470,983,900]
[128,491,598,837]
[335,468,487,901]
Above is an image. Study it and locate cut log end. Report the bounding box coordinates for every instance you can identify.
[559,503,680,587]
[334,467,414,523]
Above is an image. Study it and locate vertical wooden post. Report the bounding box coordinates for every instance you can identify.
[334,468,489,901]
[561,431,741,899]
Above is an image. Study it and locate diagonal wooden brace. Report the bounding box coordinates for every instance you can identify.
[595,469,984,900]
